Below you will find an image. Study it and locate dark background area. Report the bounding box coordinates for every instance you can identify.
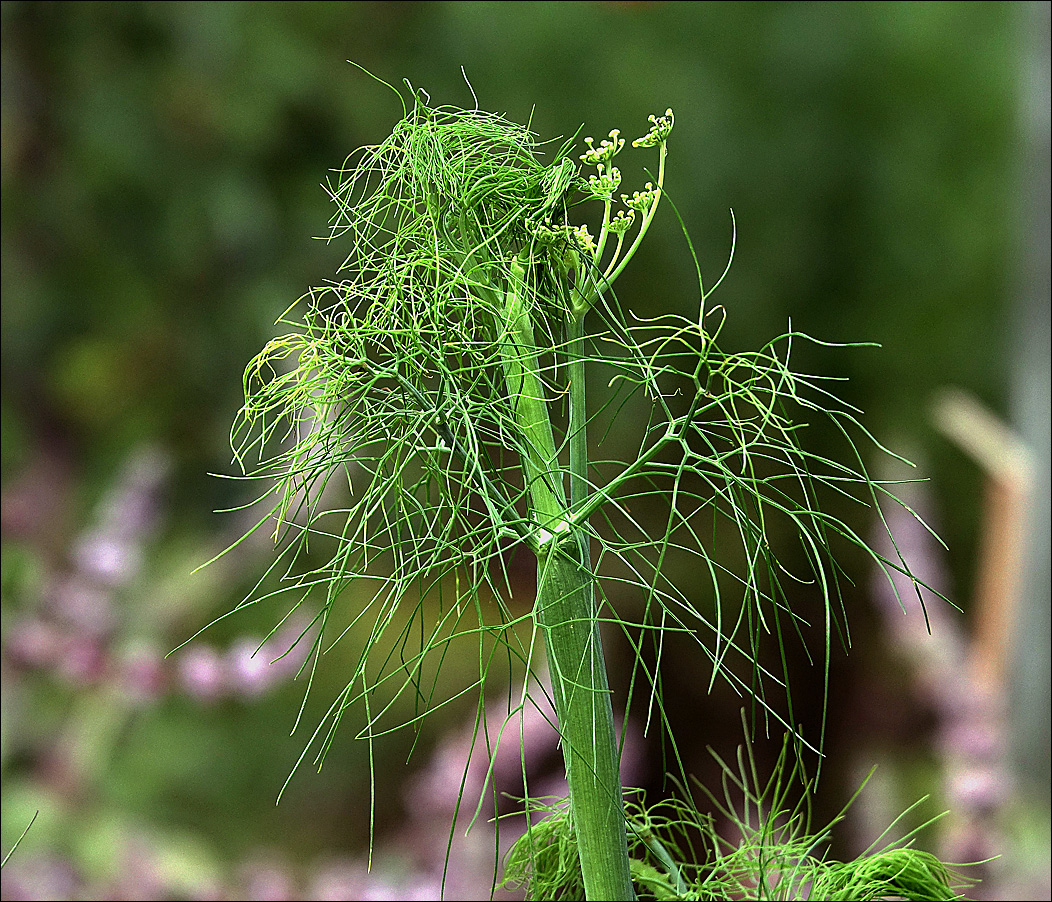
[2,3,1048,900]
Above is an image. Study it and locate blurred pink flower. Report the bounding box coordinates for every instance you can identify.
[177,644,229,701]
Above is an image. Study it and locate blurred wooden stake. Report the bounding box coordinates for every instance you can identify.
[932,387,1036,695]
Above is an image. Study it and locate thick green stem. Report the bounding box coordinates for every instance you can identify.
[538,541,634,902]
[497,259,635,900]
[497,258,566,528]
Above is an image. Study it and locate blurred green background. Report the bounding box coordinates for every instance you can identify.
[2,2,1048,899]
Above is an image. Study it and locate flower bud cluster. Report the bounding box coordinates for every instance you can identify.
[529,219,567,248]
[607,209,636,235]
[528,219,596,260]
[623,183,659,213]
[572,223,597,255]
[632,108,675,148]
[580,129,624,166]
[587,164,621,200]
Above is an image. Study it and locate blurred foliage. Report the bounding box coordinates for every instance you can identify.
[1,1,1031,899]
[1,0,1016,556]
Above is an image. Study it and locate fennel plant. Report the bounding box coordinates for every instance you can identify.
[218,78,966,900]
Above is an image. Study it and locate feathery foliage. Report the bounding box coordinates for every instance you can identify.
[503,728,972,901]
